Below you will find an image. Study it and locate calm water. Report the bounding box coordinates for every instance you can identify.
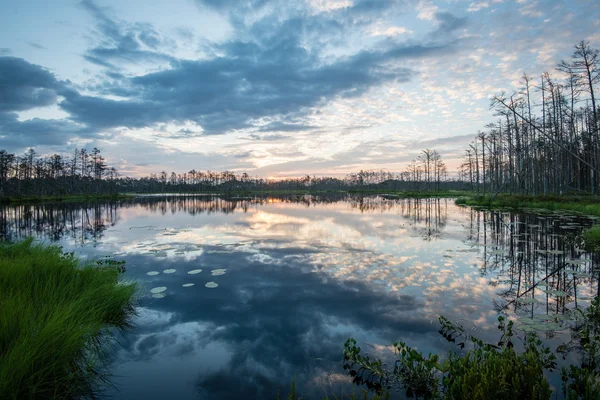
[2,195,599,399]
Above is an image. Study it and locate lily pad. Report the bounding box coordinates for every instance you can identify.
[150,286,167,294]
[182,283,195,287]
[188,269,203,274]
[163,269,177,274]
[152,293,167,299]
[520,325,537,333]
[516,298,539,304]
[567,259,588,265]
[544,289,569,297]
[146,271,160,276]
[518,317,536,325]
[532,322,563,331]
[563,269,579,274]
[205,282,219,288]
[211,269,227,276]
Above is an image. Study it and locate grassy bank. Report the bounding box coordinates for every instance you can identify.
[455,194,600,217]
[0,193,134,205]
[0,239,137,399]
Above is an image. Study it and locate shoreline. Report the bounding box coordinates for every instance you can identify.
[0,193,135,205]
[0,190,475,205]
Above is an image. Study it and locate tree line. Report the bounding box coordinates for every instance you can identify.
[0,146,454,197]
[460,40,599,197]
[0,147,119,197]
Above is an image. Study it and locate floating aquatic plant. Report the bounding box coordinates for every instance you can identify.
[150,286,167,294]
[544,289,569,297]
[152,293,166,299]
[146,271,160,276]
[205,282,218,288]
[516,298,540,304]
[211,269,227,276]
[163,269,176,274]
[188,269,202,274]
[182,283,194,287]
[567,259,588,265]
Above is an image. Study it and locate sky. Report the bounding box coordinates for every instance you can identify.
[0,0,599,178]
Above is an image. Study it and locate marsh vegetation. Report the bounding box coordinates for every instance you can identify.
[0,239,137,399]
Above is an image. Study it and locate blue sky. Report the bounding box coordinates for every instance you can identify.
[0,0,598,178]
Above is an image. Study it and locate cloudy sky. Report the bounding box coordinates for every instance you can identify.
[0,0,598,178]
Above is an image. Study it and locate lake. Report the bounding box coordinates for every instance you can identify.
[2,194,599,399]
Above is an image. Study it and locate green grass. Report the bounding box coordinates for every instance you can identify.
[583,225,600,252]
[0,239,137,399]
[455,194,600,217]
[0,193,134,205]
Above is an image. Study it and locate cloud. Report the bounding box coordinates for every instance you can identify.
[433,11,468,34]
[60,12,456,136]
[27,42,46,50]
[195,0,271,11]
[467,2,490,12]
[79,0,175,69]
[255,121,317,132]
[0,57,95,151]
[1,0,467,163]
[248,133,291,141]
[0,57,62,112]
[0,112,89,149]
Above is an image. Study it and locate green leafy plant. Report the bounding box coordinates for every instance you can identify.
[343,316,557,399]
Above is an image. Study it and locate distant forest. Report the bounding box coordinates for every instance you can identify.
[0,146,455,197]
[0,40,598,198]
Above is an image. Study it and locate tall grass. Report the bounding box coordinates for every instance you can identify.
[0,238,137,399]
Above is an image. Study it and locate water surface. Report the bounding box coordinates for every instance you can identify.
[2,195,598,399]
